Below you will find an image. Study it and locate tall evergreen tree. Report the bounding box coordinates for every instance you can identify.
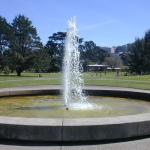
[8,15,42,76]
[144,30,150,72]
[0,16,10,70]
[128,38,145,74]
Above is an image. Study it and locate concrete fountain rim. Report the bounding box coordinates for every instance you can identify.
[0,85,150,142]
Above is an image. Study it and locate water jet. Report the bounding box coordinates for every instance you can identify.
[63,17,89,110]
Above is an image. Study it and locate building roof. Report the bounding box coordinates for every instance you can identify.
[88,64,108,67]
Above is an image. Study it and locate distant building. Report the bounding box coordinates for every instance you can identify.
[87,64,108,71]
[111,47,116,54]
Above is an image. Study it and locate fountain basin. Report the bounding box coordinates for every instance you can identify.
[0,95,150,118]
[0,86,150,142]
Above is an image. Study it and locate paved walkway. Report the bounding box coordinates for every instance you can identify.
[0,137,150,150]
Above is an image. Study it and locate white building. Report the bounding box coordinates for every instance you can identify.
[111,47,116,54]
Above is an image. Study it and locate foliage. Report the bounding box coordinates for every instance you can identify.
[0,15,111,75]
[144,30,150,72]
[0,16,10,70]
[103,55,123,68]
[128,39,145,74]
[44,32,66,72]
[2,14,150,75]
[3,66,10,75]
[8,15,42,76]
[80,41,109,70]
[127,30,150,74]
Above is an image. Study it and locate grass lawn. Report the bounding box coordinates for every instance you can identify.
[0,72,150,90]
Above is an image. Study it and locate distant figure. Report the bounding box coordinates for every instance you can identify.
[117,70,119,76]
[116,69,120,77]
[38,74,42,78]
[115,68,120,77]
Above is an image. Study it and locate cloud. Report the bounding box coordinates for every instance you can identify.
[80,19,118,31]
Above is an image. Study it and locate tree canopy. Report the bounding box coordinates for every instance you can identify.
[0,13,115,76]
[2,15,42,76]
[0,16,10,70]
[125,31,150,74]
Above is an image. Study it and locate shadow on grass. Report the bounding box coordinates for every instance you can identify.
[0,74,37,78]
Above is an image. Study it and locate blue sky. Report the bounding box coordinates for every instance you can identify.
[0,0,150,47]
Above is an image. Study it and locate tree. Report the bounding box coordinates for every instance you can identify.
[33,48,50,73]
[128,38,145,74]
[8,15,42,76]
[144,30,150,72]
[95,46,109,64]
[0,16,10,71]
[45,32,66,72]
[104,55,123,68]
[125,30,150,74]
[115,45,127,54]
[81,41,109,65]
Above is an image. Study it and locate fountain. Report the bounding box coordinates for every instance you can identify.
[0,18,149,142]
[63,17,94,110]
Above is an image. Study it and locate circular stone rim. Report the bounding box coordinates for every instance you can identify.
[0,85,150,142]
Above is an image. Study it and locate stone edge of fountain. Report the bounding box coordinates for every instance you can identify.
[0,86,150,142]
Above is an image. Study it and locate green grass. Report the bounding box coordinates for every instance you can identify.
[0,72,150,90]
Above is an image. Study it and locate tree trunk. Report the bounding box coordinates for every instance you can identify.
[16,68,22,76]
[17,71,21,76]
